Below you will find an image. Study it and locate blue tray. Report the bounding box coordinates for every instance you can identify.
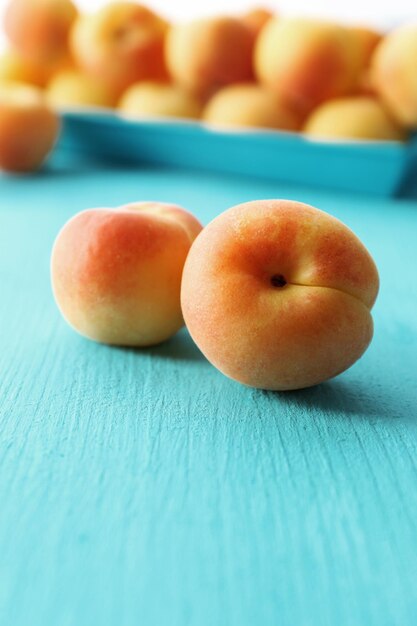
[58,109,417,197]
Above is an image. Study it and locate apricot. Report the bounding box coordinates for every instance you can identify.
[181,200,379,391]
[47,71,117,110]
[0,50,49,88]
[203,84,301,131]
[371,23,417,128]
[119,82,202,120]
[303,96,406,141]
[165,17,254,99]
[349,26,382,95]
[255,18,358,116]
[71,2,169,99]
[0,82,60,173]
[4,0,77,67]
[241,7,274,40]
[350,25,382,69]
[51,202,203,347]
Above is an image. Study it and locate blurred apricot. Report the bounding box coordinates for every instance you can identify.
[255,18,358,116]
[119,82,202,120]
[203,84,301,131]
[166,17,254,100]
[4,0,77,67]
[0,82,60,173]
[71,2,169,98]
[0,50,49,88]
[303,96,406,141]
[47,71,117,109]
[371,23,417,127]
[241,7,274,40]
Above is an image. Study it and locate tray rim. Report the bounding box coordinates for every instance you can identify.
[60,107,411,152]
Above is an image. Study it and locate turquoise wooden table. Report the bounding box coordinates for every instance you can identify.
[1,157,416,626]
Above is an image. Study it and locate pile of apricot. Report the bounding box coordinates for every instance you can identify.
[1,0,416,172]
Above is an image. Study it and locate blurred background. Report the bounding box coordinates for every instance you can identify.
[0,0,416,185]
[1,0,417,36]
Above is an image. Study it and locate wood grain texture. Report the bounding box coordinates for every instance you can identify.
[0,162,416,626]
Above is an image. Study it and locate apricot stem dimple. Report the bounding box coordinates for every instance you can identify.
[270,274,287,288]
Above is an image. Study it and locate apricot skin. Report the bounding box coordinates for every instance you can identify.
[181,200,379,391]
[51,203,203,347]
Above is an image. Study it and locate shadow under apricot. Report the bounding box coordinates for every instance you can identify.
[147,329,205,362]
[112,328,205,362]
[261,377,406,421]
